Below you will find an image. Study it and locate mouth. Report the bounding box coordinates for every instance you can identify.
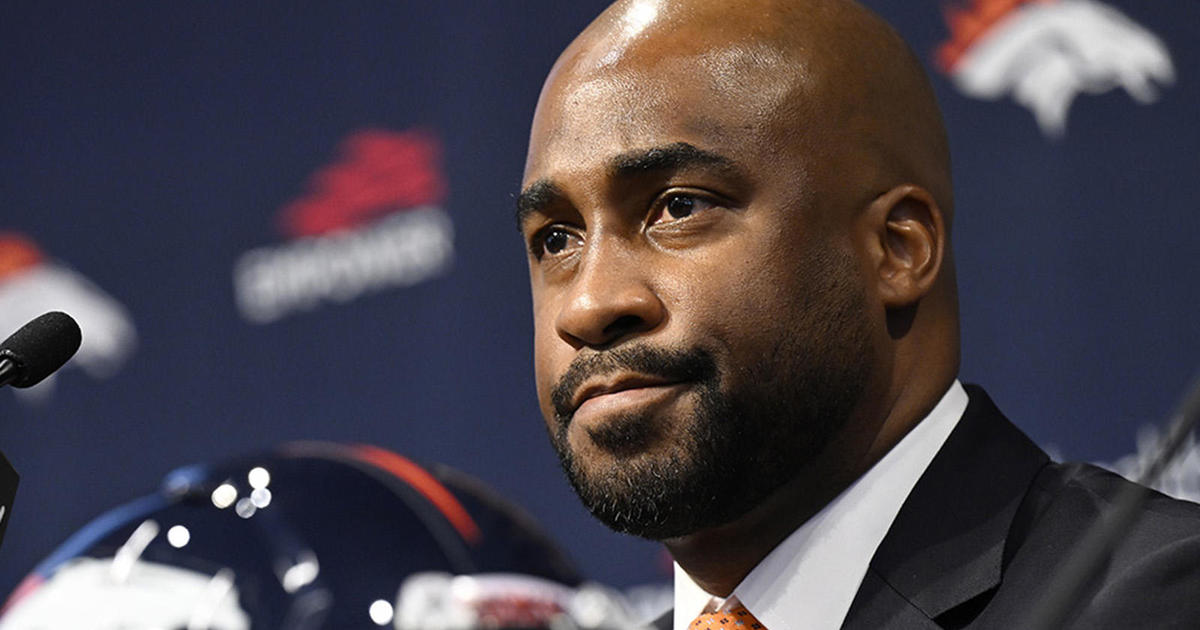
[570,374,685,417]
[550,345,718,428]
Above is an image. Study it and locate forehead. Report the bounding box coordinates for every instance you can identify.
[523,43,807,187]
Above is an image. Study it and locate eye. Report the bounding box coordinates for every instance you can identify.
[543,227,571,254]
[667,195,698,218]
[529,225,581,260]
[651,192,719,225]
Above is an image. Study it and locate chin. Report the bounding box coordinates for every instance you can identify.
[555,425,745,540]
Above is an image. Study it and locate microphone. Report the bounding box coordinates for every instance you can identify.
[0,311,83,389]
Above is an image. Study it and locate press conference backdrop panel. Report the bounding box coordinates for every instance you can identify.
[2,0,1197,595]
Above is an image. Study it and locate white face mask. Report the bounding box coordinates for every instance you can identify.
[0,556,251,630]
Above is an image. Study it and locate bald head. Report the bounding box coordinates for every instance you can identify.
[529,0,953,223]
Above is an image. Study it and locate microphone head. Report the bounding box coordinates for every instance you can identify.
[1,311,83,388]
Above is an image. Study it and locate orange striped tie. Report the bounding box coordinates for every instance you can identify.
[688,604,765,629]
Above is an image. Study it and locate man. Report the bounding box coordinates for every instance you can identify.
[515,1,1200,628]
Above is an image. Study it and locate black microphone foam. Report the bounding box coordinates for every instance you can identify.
[0,312,83,388]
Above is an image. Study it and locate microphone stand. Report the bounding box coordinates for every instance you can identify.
[0,356,20,549]
[0,451,15,549]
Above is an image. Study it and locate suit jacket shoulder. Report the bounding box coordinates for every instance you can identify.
[844,385,1200,629]
[996,460,1200,629]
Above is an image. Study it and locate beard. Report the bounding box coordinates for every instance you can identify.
[546,246,874,540]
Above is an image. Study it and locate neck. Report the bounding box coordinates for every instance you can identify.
[662,431,865,596]
[664,378,946,596]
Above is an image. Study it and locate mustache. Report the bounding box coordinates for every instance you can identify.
[550,345,717,423]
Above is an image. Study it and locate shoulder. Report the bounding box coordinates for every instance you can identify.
[1007,462,1200,627]
[1020,461,1200,545]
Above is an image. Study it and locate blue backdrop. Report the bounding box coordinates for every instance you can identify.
[2,0,1197,597]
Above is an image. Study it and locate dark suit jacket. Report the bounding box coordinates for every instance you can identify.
[654,385,1200,629]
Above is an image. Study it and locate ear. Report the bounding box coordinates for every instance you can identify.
[862,185,946,309]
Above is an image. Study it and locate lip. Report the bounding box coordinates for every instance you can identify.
[570,374,682,414]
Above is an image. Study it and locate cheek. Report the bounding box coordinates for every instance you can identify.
[531,300,566,421]
[668,247,800,351]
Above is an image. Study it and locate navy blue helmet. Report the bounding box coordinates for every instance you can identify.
[0,442,611,629]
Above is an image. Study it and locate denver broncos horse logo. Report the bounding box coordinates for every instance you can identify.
[938,0,1175,137]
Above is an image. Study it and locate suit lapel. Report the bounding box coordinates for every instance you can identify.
[842,570,942,629]
[843,386,1050,628]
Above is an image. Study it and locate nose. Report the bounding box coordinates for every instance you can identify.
[553,241,665,349]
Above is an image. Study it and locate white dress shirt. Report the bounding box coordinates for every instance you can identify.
[674,380,970,630]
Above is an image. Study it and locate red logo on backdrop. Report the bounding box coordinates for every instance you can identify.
[936,0,1052,72]
[935,0,1175,138]
[277,130,447,237]
[233,127,456,324]
[0,233,137,396]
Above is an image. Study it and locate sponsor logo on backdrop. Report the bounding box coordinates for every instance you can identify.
[233,129,455,324]
[936,0,1175,137]
[0,232,138,396]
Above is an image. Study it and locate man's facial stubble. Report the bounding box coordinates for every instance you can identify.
[545,245,874,540]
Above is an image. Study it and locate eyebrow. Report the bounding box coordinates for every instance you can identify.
[514,143,740,230]
[515,179,563,231]
[610,142,737,177]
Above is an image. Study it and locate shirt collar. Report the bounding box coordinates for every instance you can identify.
[674,381,969,630]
